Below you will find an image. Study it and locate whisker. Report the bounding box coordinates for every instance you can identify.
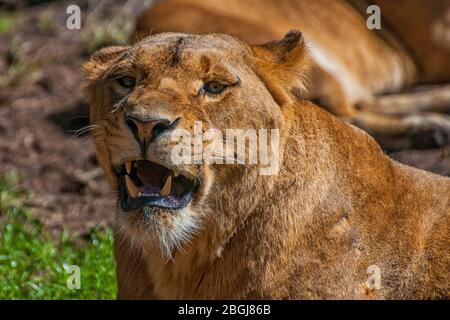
[70,124,102,138]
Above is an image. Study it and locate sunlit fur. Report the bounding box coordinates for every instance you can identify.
[84,32,449,299]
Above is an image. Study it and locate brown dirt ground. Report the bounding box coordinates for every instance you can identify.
[0,0,449,237]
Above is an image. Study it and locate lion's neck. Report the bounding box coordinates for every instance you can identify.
[140,167,281,298]
[133,103,394,299]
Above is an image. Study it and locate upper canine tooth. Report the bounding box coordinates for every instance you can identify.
[173,170,179,178]
[125,161,132,174]
[160,175,172,197]
[125,175,139,198]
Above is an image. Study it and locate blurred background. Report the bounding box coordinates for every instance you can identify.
[0,0,448,299]
[0,0,153,299]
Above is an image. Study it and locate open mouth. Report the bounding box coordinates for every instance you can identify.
[117,160,195,211]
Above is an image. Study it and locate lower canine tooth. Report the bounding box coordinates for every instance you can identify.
[125,161,132,174]
[160,175,172,197]
[125,175,139,198]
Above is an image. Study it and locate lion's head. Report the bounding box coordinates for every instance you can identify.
[84,31,310,258]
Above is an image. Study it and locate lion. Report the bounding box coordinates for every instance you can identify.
[84,31,450,299]
[135,0,450,150]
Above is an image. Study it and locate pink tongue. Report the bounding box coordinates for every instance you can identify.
[135,160,168,193]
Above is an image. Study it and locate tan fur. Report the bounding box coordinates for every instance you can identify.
[135,0,450,147]
[84,32,450,299]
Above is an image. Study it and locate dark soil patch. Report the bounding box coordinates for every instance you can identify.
[0,0,114,237]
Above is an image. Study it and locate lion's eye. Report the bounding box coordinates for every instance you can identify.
[203,81,226,95]
[116,76,135,89]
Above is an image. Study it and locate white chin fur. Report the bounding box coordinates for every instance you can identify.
[116,207,202,260]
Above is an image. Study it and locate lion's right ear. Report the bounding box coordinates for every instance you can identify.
[83,46,129,81]
[83,46,129,112]
[251,30,311,106]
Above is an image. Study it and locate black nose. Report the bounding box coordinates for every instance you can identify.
[125,116,174,145]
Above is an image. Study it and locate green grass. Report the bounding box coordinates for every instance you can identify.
[0,173,117,299]
[0,12,19,36]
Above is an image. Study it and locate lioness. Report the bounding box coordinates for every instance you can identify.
[84,31,450,299]
[136,0,450,149]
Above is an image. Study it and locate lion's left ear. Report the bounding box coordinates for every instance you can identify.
[251,30,311,106]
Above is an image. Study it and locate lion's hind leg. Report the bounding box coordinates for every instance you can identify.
[345,85,450,150]
[347,110,450,151]
[359,84,450,116]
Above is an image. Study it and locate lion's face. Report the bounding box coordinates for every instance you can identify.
[84,32,309,257]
